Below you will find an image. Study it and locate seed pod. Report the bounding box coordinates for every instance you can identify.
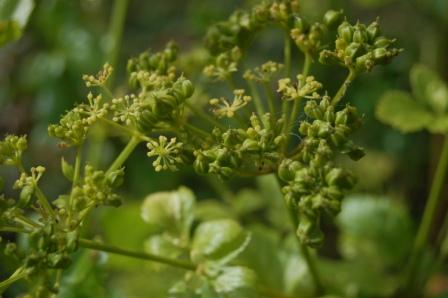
[352,29,366,43]
[338,22,353,43]
[374,36,393,48]
[323,10,343,28]
[367,21,380,41]
[296,213,324,248]
[345,42,361,59]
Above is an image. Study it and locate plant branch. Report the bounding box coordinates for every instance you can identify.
[78,238,196,271]
[106,135,141,176]
[0,267,27,291]
[185,101,226,130]
[404,135,448,294]
[331,69,356,106]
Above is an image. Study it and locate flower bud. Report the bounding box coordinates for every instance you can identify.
[323,10,343,28]
[367,21,380,41]
[338,22,353,43]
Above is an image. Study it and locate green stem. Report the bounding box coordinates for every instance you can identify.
[247,80,266,119]
[184,102,226,130]
[0,267,27,291]
[284,54,312,151]
[263,82,277,117]
[106,135,141,176]
[68,146,83,219]
[404,135,448,294]
[78,238,196,271]
[34,187,56,219]
[0,226,28,233]
[106,0,130,85]
[101,118,151,142]
[331,69,356,106]
[272,175,324,294]
[184,123,210,139]
[284,32,292,77]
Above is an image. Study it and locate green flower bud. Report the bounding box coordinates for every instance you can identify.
[374,36,393,48]
[294,16,306,31]
[19,185,34,208]
[323,10,343,28]
[338,22,353,43]
[352,29,366,44]
[240,139,259,152]
[345,42,361,59]
[297,213,324,248]
[106,168,125,188]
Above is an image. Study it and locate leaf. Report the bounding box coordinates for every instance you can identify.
[191,219,250,265]
[231,189,266,216]
[61,157,74,182]
[195,200,235,221]
[144,234,184,260]
[212,266,257,296]
[376,90,433,133]
[428,116,448,134]
[410,64,448,113]
[141,186,195,237]
[336,195,413,270]
[0,0,34,47]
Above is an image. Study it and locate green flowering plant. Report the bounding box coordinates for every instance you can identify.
[0,0,406,297]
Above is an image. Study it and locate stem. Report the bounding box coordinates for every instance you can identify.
[404,135,448,294]
[272,175,324,294]
[68,146,83,219]
[284,54,312,151]
[185,101,226,130]
[0,226,28,233]
[331,69,356,106]
[184,123,210,139]
[106,135,141,175]
[78,238,196,271]
[106,0,130,85]
[284,31,292,78]
[263,82,277,118]
[0,267,27,291]
[101,118,151,142]
[247,80,266,119]
[34,187,56,219]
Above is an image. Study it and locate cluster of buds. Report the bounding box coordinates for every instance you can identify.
[13,166,45,208]
[70,165,124,215]
[0,135,27,166]
[278,95,364,246]
[82,63,113,87]
[194,113,285,180]
[203,47,242,82]
[48,108,93,146]
[243,61,284,83]
[278,74,323,101]
[127,41,178,76]
[209,89,252,118]
[319,19,401,73]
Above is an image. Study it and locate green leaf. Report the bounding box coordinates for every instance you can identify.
[61,157,74,182]
[141,186,195,237]
[428,116,448,134]
[410,64,448,113]
[376,90,433,133]
[212,266,257,296]
[0,0,34,47]
[144,234,184,260]
[231,189,266,216]
[195,200,235,221]
[191,219,250,265]
[336,195,413,270]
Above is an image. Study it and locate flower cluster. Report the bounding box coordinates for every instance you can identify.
[209,89,252,118]
[319,19,401,73]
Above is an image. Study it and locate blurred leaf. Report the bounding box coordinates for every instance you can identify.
[212,266,257,297]
[0,0,34,46]
[319,258,399,297]
[239,225,284,290]
[191,219,250,265]
[231,189,266,216]
[144,234,185,260]
[141,186,195,238]
[337,195,413,270]
[410,64,448,113]
[350,0,396,9]
[195,200,235,221]
[376,90,432,133]
[61,157,74,182]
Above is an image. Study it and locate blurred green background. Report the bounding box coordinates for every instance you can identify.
[1,0,448,297]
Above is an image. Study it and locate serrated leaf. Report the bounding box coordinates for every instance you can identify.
[191,219,250,265]
[141,186,195,238]
[410,64,448,113]
[212,266,257,296]
[376,90,433,133]
[61,157,74,182]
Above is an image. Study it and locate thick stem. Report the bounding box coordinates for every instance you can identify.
[106,135,141,176]
[331,69,356,106]
[404,135,448,294]
[78,238,196,271]
[272,175,324,294]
